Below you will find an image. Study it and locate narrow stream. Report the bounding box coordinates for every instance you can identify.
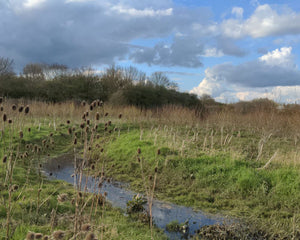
[43,155,225,239]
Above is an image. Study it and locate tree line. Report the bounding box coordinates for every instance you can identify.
[0,57,204,109]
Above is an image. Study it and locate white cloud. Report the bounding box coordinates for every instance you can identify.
[111,5,173,17]
[232,7,243,18]
[190,47,300,103]
[222,4,300,39]
[24,0,46,8]
[259,47,296,69]
[203,48,224,57]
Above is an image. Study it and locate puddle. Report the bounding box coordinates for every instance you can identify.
[43,154,225,239]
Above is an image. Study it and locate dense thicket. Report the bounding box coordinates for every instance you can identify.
[0,59,280,113]
[0,62,202,108]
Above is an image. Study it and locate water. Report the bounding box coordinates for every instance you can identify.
[42,155,224,239]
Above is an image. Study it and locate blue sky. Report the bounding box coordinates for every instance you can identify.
[1,0,300,102]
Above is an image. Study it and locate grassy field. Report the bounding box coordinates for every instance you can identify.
[1,99,300,239]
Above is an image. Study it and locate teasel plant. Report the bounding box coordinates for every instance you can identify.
[137,147,161,240]
[2,104,30,239]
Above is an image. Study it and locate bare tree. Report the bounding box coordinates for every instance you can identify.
[23,63,45,79]
[150,71,178,89]
[44,63,69,79]
[0,57,14,76]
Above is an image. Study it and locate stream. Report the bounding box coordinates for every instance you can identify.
[42,155,225,239]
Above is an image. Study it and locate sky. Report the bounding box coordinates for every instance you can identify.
[1,0,300,103]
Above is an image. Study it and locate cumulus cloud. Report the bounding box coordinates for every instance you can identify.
[1,0,300,72]
[222,4,300,39]
[190,47,300,102]
[0,0,218,70]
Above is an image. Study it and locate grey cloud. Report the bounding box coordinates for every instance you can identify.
[0,0,215,70]
[217,38,247,57]
[210,61,300,88]
[0,0,254,71]
[130,37,204,68]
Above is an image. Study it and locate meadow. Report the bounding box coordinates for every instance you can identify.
[0,98,300,239]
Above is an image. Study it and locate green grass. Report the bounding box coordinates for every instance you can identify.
[98,127,300,238]
[0,121,167,240]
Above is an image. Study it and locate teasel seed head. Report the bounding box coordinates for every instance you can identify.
[0,106,3,111]
[18,106,24,112]
[81,100,86,107]
[12,104,17,111]
[2,155,7,163]
[85,111,89,117]
[26,232,35,240]
[90,105,93,111]
[157,149,161,155]
[80,123,85,129]
[52,230,65,240]
[81,223,91,231]
[137,148,141,154]
[66,120,70,124]
[155,167,158,173]
[149,175,153,181]
[68,127,72,135]
[96,112,100,120]
[28,127,31,132]
[74,137,77,145]
[19,131,23,139]
[108,120,111,126]
[12,184,19,191]
[50,132,53,137]
[85,232,96,240]
[87,119,90,125]
[42,235,49,240]
[35,233,43,239]
[118,113,122,119]
[2,113,7,122]
[24,105,30,114]
[8,119,12,124]
[105,112,108,117]
[0,97,2,104]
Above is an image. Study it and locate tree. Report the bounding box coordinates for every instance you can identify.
[100,65,133,100]
[149,71,177,89]
[0,57,14,76]
[23,63,45,79]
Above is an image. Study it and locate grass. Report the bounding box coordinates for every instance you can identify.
[98,126,300,238]
[0,100,167,240]
[1,99,300,239]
